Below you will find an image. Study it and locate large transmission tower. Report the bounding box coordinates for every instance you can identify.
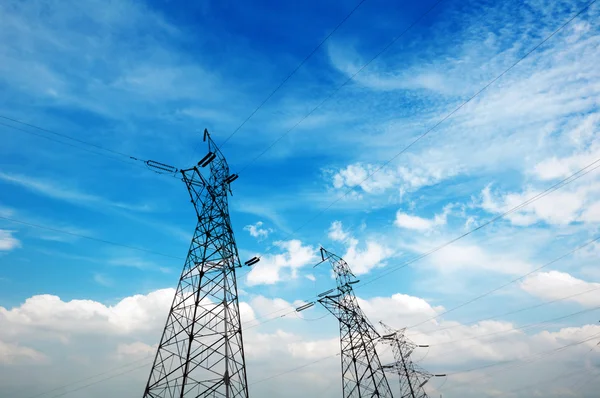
[379,322,444,398]
[143,129,251,398]
[316,247,393,398]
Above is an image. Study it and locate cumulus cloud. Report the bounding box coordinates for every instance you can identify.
[243,221,273,240]
[0,288,599,397]
[0,340,46,364]
[326,221,394,275]
[479,183,596,226]
[520,271,600,307]
[0,288,175,338]
[0,230,20,251]
[245,240,318,286]
[329,161,457,199]
[394,205,452,231]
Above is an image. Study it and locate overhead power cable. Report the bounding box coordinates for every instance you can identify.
[448,331,600,378]
[237,0,447,173]
[428,306,600,355]
[277,0,597,236]
[439,331,600,393]
[0,115,138,160]
[238,156,600,331]
[0,121,141,167]
[0,215,184,260]
[406,234,600,330]
[410,284,600,336]
[217,0,371,149]
[356,156,600,291]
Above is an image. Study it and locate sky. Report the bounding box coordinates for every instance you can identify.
[0,0,599,396]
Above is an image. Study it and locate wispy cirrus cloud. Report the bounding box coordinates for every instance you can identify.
[0,171,153,212]
[0,230,20,252]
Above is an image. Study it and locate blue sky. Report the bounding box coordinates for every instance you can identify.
[1,0,600,397]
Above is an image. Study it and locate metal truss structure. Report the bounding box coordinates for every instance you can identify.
[379,322,443,398]
[316,247,393,398]
[143,129,249,398]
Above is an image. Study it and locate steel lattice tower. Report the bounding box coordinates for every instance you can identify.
[316,247,393,398]
[379,322,442,398]
[143,129,249,398]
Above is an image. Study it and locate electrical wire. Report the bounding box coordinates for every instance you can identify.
[267,0,598,237]
[0,115,139,160]
[0,121,142,167]
[45,362,150,398]
[439,331,600,393]
[22,355,152,398]
[354,156,600,289]
[405,234,600,330]
[245,152,600,332]
[408,285,600,336]
[446,331,600,378]
[425,306,600,359]
[236,0,447,174]
[0,215,184,260]
[217,0,371,149]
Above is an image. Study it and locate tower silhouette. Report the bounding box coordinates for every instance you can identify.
[379,322,444,398]
[316,247,393,398]
[143,129,249,398]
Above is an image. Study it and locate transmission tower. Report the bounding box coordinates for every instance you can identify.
[315,247,393,398]
[143,129,253,398]
[379,322,445,398]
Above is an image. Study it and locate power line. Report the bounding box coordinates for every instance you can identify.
[428,306,600,353]
[237,0,447,174]
[409,285,600,336]
[0,115,137,160]
[0,215,184,260]
[439,331,600,393]
[239,156,600,334]
[0,122,141,167]
[279,0,597,236]
[0,117,183,178]
[217,0,371,149]
[406,234,600,329]
[45,362,150,398]
[447,331,600,377]
[22,356,151,398]
[357,156,600,291]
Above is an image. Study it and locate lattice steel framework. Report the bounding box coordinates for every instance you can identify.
[316,248,393,398]
[379,322,433,398]
[143,129,249,398]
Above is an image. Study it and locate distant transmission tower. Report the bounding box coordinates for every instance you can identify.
[143,129,254,398]
[379,322,445,398]
[315,247,393,398]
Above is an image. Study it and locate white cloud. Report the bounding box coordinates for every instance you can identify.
[0,230,20,251]
[0,171,153,213]
[93,273,113,287]
[427,241,534,275]
[343,241,394,275]
[357,293,444,330]
[0,288,175,338]
[243,221,273,240]
[326,221,394,275]
[329,161,457,199]
[305,274,316,282]
[331,163,398,194]
[328,221,350,242]
[0,339,46,364]
[0,287,599,397]
[394,205,452,231]
[520,271,600,307]
[479,182,599,226]
[245,240,318,286]
[115,342,156,360]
